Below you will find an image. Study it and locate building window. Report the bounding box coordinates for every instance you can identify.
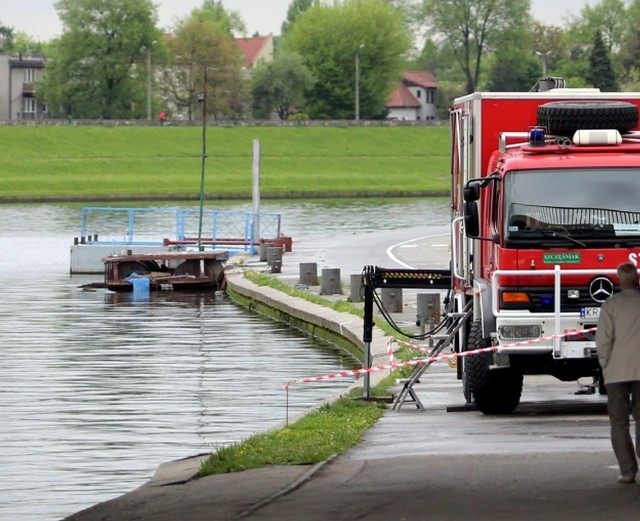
[426,89,434,104]
[416,89,422,98]
[24,98,36,113]
[25,68,35,83]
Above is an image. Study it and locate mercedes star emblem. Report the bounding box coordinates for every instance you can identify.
[589,277,615,303]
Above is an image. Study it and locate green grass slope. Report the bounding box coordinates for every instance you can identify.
[0,125,450,201]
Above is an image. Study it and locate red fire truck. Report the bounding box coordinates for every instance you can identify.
[451,79,640,414]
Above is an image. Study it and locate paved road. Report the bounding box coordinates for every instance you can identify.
[279,225,449,278]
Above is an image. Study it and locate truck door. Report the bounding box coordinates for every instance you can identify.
[450,106,473,290]
[481,173,501,280]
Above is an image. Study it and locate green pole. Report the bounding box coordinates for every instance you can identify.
[197,67,208,252]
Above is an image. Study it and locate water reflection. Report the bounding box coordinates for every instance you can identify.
[103,289,218,306]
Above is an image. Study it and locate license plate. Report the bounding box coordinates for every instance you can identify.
[581,307,600,319]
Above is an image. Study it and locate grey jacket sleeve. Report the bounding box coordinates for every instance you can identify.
[596,299,614,370]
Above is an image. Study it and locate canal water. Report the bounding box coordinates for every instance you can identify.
[0,198,449,521]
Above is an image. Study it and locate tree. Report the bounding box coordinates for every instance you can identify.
[530,21,568,75]
[552,43,591,88]
[420,0,530,93]
[485,23,540,91]
[282,0,411,119]
[410,38,465,84]
[617,0,640,79]
[159,14,245,120]
[486,48,541,91]
[0,23,14,53]
[281,0,314,36]
[251,52,314,119]
[560,0,626,87]
[564,0,626,54]
[41,0,159,119]
[588,30,618,91]
[13,32,51,56]
[190,0,246,34]
[0,22,52,56]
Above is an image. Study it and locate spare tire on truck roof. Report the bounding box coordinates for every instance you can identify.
[537,100,638,136]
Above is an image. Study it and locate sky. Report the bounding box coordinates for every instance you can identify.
[0,0,592,41]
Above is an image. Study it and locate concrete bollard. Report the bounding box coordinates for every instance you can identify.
[320,268,342,295]
[266,246,283,267]
[416,293,441,328]
[259,241,273,262]
[349,274,363,302]
[270,259,282,273]
[381,287,403,313]
[299,262,318,286]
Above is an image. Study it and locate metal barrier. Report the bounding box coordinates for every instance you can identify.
[78,206,282,254]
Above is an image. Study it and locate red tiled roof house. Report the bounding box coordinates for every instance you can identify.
[235,34,274,70]
[386,71,439,121]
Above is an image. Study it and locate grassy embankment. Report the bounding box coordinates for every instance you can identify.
[0,125,450,201]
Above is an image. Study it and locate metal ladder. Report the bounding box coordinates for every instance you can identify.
[391,301,472,411]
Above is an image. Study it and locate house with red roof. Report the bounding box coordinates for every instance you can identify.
[386,71,439,121]
[235,34,274,70]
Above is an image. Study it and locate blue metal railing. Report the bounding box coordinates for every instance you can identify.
[79,207,282,255]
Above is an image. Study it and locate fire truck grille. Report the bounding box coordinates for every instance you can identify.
[525,287,605,313]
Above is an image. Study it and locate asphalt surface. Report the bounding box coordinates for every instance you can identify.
[62,231,640,521]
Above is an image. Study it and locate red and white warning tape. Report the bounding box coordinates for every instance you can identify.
[284,345,496,389]
[386,338,395,363]
[284,327,598,389]
[393,326,598,355]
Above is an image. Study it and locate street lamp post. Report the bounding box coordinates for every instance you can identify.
[197,67,209,251]
[355,44,365,121]
[146,41,156,121]
[535,50,551,77]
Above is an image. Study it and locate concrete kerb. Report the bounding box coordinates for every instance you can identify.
[146,453,211,486]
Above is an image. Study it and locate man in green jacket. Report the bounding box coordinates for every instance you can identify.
[596,262,640,484]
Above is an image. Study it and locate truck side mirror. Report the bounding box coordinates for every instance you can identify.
[464,183,480,202]
[464,201,480,237]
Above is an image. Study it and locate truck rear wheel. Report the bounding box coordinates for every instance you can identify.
[537,101,638,136]
[464,321,523,414]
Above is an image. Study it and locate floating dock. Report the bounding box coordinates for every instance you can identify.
[103,250,229,292]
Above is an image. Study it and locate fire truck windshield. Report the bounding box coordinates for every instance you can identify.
[504,168,640,247]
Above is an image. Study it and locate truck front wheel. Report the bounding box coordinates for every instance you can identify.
[464,320,523,414]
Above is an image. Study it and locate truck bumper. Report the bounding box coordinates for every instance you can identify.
[494,315,598,359]
[497,342,597,358]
